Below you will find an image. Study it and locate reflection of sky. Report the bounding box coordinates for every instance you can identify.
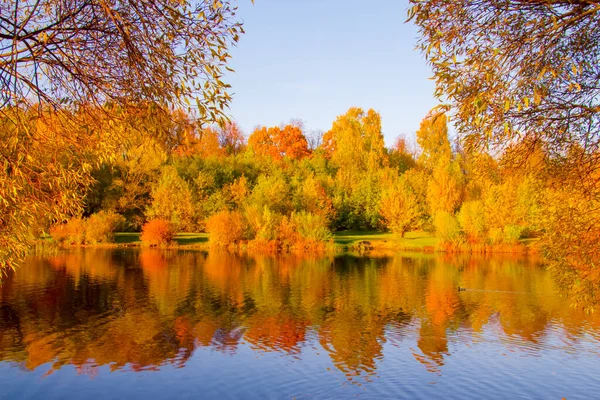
[224,0,438,146]
[1,325,598,399]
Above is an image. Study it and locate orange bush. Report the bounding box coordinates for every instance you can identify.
[140,219,175,246]
[49,218,86,245]
[206,211,247,247]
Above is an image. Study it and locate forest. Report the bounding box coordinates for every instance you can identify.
[10,102,591,263]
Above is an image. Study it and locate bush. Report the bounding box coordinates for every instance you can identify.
[502,225,524,245]
[487,228,504,245]
[141,219,176,246]
[49,218,86,245]
[206,211,247,247]
[433,211,462,243]
[457,200,486,241]
[247,206,282,241]
[85,211,125,244]
[487,225,524,245]
[292,211,332,242]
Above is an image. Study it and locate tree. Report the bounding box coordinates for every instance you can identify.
[416,111,451,172]
[146,166,197,232]
[408,0,600,181]
[427,159,465,215]
[0,0,244,268]
[218,122,246,155]
[322,107,386,193]
[389,135,417,173]
[247,125,310,161]
[379,177,425,237]
[1,0,242,116]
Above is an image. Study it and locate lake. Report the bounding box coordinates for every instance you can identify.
[0,249,599,399]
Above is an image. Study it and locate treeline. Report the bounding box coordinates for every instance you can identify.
[38,105,595,254]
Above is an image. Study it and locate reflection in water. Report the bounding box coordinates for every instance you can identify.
[1,249,600,397]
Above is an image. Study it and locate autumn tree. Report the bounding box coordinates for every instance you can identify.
[322,108,387,229]
[146,166,197,232]
[322,108,386,174]
[0,0,244,268]
[389,135,416,173]
[247,125,310,161]
[218,122,246,155]
[408,0,600,185]
[379,175,425,237]
[427,159,465,215]
[416,111,451,172]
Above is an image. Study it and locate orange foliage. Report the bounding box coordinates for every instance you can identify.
[206,210,247,247]
[49,218,86,245]
[248,125,310,161]
[196,127,225,158]
[140,219,175,246]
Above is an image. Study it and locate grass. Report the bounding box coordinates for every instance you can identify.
[333,230,438,252]
[174,233,209,245]
[113,232,209,246]
[52,230,538,255]
[114,232,141,244]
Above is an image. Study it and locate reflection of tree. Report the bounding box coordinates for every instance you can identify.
[0,250,599,379]
[414,322,448,374]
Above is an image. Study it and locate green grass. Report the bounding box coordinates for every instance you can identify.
[174,233,209,245]
[333,230,438,250]
[114,232,208,246]
[114,232,141,244]
[58,230,539,254]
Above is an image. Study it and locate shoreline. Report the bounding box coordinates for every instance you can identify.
[40,231,540,256]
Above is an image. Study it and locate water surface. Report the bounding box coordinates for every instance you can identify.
[0,249,599,399]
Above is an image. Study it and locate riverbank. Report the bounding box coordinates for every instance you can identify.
[40,230,540,255]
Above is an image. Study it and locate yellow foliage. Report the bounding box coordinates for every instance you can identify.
[379,179,423,237]
[85,211,125,244]
[457,201,486,242]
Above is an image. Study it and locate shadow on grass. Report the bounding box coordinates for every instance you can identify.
[175,233,209,245]
[114,233,140,244]
[333,231,394,245]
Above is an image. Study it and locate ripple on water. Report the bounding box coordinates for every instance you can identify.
[1,250,600,400]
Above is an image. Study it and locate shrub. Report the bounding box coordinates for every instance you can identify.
[292,211,332,242]
[49,218,86,245]
[206,211,247,247]
[85,211,125,244]
[249,207,282,241]
[502,225,524,245]
[277,215,299,249]
[141,219,176,246]
[433,211,462,243]
[458,200,486,241]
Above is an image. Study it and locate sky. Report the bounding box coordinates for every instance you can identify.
[224,0,439,147]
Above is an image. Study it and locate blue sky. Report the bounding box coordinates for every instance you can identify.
[224,0,439,146]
